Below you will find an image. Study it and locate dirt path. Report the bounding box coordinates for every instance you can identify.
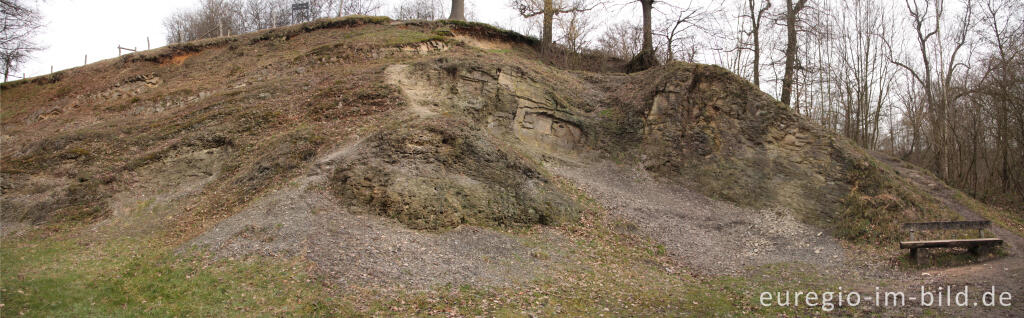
[872,152,1024,315]
[551,152,1022,314]
[872,152,1024,266]
[547,158,847,276]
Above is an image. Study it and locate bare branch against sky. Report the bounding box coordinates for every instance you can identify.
[2,0,45,81]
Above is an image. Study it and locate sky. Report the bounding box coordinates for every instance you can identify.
[19,0,654,79]
[22,0,198,77]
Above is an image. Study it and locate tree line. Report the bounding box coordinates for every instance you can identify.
[162,0,384,43]
[594,0,1023,209]
[162,0,474,44]
[514,0,1023,210]
[725,0,1024,209]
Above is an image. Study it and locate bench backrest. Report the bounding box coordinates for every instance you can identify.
[901,220,991,231]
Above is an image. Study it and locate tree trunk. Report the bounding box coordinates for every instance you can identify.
[542,0,554,47]
[666,37,674,62]
[780,0,806,106]
[747,0,770,88]
[338,0,344,17]
[640,0,655,53]
[752,27,761,87]
[793,69,801,115]
[449,0,465,21]
[626,0,659,72]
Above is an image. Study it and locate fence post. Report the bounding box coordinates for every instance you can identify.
[84,54,87,65]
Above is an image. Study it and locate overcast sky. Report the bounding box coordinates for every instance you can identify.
[23,0,197,77]
[20,0,656,78]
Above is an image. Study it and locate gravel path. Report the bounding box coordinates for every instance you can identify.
[188,132,580,290]
[548,159,846,276]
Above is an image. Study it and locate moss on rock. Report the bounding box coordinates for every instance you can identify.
[330,117,578,230]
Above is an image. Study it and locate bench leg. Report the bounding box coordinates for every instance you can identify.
[970,245,990,256]
[910,248,919,263]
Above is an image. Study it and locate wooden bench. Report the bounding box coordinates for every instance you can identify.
[899,220,1003,262]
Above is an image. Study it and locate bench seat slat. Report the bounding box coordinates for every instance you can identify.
[902,220,990,231]
[899,238,1003,249]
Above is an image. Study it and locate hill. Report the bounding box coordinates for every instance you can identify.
[2,17,1021,316]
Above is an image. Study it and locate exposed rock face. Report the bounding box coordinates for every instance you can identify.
[633,64,848,224]
[514,111,582,151]
[379,58,950,242]
[330,117,578,230]
[621,63,958,243]
[327,57,615,230]
[385,59,588,153]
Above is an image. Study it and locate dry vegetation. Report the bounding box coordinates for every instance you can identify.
[2,16,1020,316]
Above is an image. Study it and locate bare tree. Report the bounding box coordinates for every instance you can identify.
[597,22,643,59]
[165,0,381,44]
[393,0,447,20]
[307,0,341,20]
[241,0,271,30]
[779,0,808,106]
[556,9,595,53]
[510,0,594,48]
[741,0,771,87]
[808,0,898,147]
[163,0,245,42]
[450,0,465,20]
[623,0,660,71]
[970,0,1024,200]
[639,0,654,52]
[785,0,1023,207]
[338,0,382,16]
[654,1,721,62]
[885,0,976,180]
[1,0,44,82]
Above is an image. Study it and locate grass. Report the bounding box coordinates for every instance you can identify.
[356,234,862,316]
[1,179,850,317]
[438,20,539,46]
[954,191,1024,239]
[0,222,836,317]
[341,208,846,317]
[898,246,1008,269]
[834,147,961,245]
[0,236,351,317]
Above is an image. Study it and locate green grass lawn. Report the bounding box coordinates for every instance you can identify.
[1,236,349,317]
